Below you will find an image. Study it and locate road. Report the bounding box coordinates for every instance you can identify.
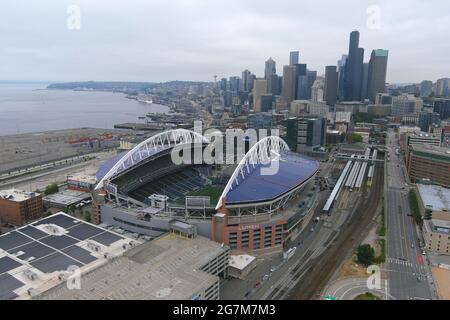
[289,167,384,300]
[322,276,394,300]
[385,129,435,300]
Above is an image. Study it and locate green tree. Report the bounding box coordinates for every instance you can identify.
[357,244,375,266]
[44,183,59,195]
[67,204,76,215]
[83,211,91,223]
[352,133,363,143]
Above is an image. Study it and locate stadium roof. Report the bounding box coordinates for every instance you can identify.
[0,212,133,300]
[225,152,319,205]
[96,151,127,181]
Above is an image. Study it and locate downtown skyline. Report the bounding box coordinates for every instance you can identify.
[0,0,449,83]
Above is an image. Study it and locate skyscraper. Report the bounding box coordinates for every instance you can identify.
[361,63,369,101]
[253,79,268,112]
[337,55,347,101]
[418,112,441,132]
[219,78,227,91]
[324,66,338,107]
[436,78,450,97]
[367,49,389,102]
[289,51,299,65]
[307,70,317,99]
[433,98,450,119]
[265,58,276,79]
[241,70,251,92]
[420,80,433,97]
[344,31,364,101]
[229,76,240,92]
[268,74,280,95]
[282,65,296,105]
[311,78,325,103]
[294,64,307,99]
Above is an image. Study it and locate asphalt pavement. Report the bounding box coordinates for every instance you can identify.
[385,130,436,300]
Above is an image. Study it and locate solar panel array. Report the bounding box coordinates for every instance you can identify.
[0,213,125,300]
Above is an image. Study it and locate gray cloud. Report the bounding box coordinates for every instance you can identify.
[0,0,448,83]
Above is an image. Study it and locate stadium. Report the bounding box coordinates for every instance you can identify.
[93,129,320,253]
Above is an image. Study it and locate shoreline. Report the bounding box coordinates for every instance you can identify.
[0,84,170,137]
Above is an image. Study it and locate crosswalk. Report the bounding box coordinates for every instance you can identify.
[387,257,427,273]
[387,257,415,267]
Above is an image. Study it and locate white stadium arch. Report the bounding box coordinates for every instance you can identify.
[215,136,290,210]
[95,129,209,190]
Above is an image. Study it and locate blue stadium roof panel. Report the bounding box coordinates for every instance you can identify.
[96,152,127,181]
[225,152,319,204]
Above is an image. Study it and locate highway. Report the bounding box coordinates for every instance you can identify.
[385,129,436,300]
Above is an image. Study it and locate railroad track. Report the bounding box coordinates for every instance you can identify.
[288,168,384,300]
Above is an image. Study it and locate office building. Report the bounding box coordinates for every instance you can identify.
[286,116,326,152]
[434,98,450,119]
[0,189,43,226]
[229,76,240,92]
[391,94,423,116]
[416,184,450,222]
[335,101,366,114]
[264,57,276,79]
[312,78,325,103]
[248,112,273,135]
[309,101,329,118]
[367,49,389,102]
[293,64,307,99]
[252,79,267,112]
[307,70,317,99]
[324,66,338,106]
[220,78,227,91]
[423,219,450,256]
[241,70,252,92]
[344,30,364,101]
[361,63,369,101]
[406,131,441,147]
[289,51,299,65]
[420,80,433,97]
[260,94,274,112]
[282,65,297,105]
[267,74,280,95]
[418,112,441,132]
[337,54,348,100]
[436,78,450,97]
[289,100,309,116]
[406,144,450,187]
[375,93,393,105]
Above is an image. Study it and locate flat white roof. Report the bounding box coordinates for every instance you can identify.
[0,189,40,202]
[431,219,450,230]
[417,184,450,212]
[43,189,90,206]
[229,254,256,271]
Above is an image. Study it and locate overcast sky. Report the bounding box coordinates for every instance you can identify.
[1,0,448,83]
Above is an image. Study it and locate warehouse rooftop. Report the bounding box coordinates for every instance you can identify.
[39,234,229,300]
[0,212,133,300]
[417,184,450,212]
[0,189,40,202]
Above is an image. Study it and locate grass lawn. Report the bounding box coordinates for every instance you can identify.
[178,185,224,206]
[354,292,381,300]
